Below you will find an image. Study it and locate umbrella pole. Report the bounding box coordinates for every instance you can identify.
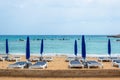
[40,54,43,61]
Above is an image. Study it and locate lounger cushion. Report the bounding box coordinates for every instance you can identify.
[70,60,81,64]
[113,60,120,63]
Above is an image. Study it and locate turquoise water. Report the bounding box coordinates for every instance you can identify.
[0,35,120,56]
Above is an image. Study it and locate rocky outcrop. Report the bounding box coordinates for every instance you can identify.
[107,34,120,38]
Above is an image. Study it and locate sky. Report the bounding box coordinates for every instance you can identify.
[0,0,120,35]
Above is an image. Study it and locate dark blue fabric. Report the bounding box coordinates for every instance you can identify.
[108,39,111,56]
[40,39,44,55]
[26,36,30,60]
[6,39,9,54]
[81,35,86,60]
[74,40,77,56]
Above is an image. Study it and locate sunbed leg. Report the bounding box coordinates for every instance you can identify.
[88,66,90,69]
[119,64,120,68]
[21,66,24,69]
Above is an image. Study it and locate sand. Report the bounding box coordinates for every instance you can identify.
[0,55,120,80]
[0,77,120,80]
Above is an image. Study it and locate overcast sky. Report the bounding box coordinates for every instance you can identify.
[0,0,120,35]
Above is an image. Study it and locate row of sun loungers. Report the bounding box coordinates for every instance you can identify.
[30,57,53,62]
[66,56,120,69]
[97,57,120,68]
[98,57,120,62]
[2,56,120,69]
[6,56,52,69]
[0,56,21,62]
[0,55,53,62]
[8,61,47,69]
[7,59,120,69]
[68,60,103,69]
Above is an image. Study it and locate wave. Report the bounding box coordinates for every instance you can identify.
[1,52,120,57]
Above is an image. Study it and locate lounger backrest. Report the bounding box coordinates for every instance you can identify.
[15,62,26,65]
[70,60,80,64]
[115,60,120,63]
[87,61,99,65]
[35,61,46,65]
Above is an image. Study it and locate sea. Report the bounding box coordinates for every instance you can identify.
[0,35,120,57]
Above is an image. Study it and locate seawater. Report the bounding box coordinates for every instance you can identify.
[0,35,120,57]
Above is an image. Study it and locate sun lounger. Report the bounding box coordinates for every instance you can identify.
[98,57,120,62]
[42,57,53,62]
[112,59,120,68]
[109,57,120,61]
[30,56,53,62]
[8,61,32,69]
[7,57,16,61]
[1,56,8,61]
[87,60,103,69]
[65,56,82,62]
[0,56,9,61]
[29,61,47,69]
[0,55,21,62]
[98,57,111,62]
[6,56,21,62]
[68,60,84,68]
[13,56,21,61]
[30,57,39,62]
[0,57,5,61]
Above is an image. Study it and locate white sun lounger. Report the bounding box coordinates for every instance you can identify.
[98,57,120,62]
[30,57,39,62]
[8,61,32,69]
[0,56,8,61]
[7,57,16,61]
[0,55,21,62]
[66,56,82,62]
[43,57,53,62]
[7,56,21,62]
[98,57,111,62]
[68,60,84,68]
[0,57,5,61]
[29,61,47,69]
[112,59,120,68]
[30,56,53,62]
[87,61,103,69]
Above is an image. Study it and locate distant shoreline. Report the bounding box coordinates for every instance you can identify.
[0,53,120,57]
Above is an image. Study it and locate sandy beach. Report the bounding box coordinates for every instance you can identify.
[0,55,120,80]
[0,77,120,80]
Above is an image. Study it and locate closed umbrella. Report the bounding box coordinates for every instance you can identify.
[74,40,77,56]
[81,35,86,62]
[6,39,9,59]
[108,39,111,57]
[40,39,44,60]
[26,36,30,61]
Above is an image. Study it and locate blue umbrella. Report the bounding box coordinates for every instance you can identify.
[26,36,30,61]
[81,35,86,61]
[40,39,44,56]
[40,39,44,61]
[108,39,111,57]
[6,39,9,58]
[6,39,9,54]
[74,40,77,56]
